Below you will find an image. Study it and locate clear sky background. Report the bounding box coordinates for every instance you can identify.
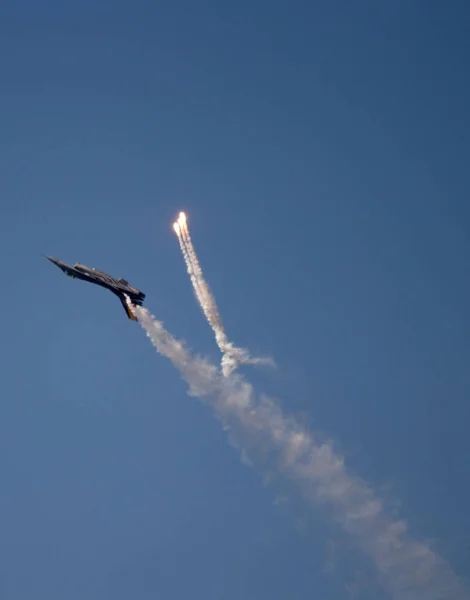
[1,2,469,599]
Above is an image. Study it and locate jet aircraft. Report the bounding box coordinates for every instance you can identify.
[46,256,145,320]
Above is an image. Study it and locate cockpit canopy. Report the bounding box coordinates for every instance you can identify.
[118,278,129,285]
[74,263,94,272]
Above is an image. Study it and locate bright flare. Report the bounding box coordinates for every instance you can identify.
[173,222,180,234]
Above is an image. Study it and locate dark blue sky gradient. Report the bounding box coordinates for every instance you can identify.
[0,2,469,598]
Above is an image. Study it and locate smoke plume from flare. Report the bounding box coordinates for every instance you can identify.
[172,211,273,376]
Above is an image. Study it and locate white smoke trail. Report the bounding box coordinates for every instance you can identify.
[178,215,221,324]
[128,300,468,600]
[174,212,274,376]
[173,222,207,312]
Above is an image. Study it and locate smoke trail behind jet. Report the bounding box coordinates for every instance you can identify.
[127,299,468,600]
[174,212,273,376]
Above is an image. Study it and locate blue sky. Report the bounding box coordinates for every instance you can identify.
[1,1,469,598]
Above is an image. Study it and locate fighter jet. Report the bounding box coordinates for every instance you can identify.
[46,256,145,321]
